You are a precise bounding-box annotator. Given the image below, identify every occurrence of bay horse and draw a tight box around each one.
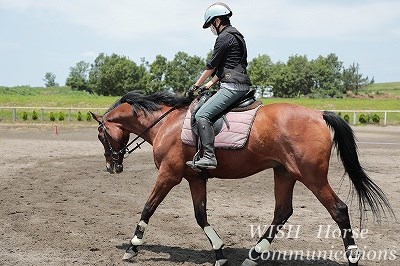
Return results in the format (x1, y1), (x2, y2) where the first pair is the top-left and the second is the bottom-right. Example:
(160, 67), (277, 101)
(91, 91), (393, 266)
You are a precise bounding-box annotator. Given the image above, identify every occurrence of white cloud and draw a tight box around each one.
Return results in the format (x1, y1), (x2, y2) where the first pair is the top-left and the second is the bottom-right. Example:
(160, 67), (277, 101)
(2, 0), (398, 42)
(0, 0), (205, 40)
(233, 0), (400, 41)
(1, 0), (399, 84)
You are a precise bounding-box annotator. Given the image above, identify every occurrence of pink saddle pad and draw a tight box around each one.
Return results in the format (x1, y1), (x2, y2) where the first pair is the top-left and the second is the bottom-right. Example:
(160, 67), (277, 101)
(181, 105), (262, 149)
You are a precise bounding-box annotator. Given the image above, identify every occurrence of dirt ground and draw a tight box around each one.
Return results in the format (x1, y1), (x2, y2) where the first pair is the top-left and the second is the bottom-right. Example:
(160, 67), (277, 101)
(0, 124), (399, 266)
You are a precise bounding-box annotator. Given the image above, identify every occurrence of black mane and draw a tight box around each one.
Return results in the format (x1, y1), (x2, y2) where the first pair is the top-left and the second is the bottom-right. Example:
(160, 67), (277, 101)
(107, 91), (193, 114)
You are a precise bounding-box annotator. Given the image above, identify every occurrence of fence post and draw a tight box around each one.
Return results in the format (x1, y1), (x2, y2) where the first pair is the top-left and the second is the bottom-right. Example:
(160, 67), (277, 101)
(353, 112), (357, 125)
(384, 112), (387, 125)
(12, 108), (16, 122)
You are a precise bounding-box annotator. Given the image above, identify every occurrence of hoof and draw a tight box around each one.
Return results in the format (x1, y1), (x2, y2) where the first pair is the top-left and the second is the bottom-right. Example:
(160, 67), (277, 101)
(241, 258), (257, 266)
(215, 258), (229, 266)
(122, 245), (138, 261)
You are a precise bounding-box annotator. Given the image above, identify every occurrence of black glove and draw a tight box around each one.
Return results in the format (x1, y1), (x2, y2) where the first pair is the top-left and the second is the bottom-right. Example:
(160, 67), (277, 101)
(189, 85), (199, 93)
(198, 86), (208, 93)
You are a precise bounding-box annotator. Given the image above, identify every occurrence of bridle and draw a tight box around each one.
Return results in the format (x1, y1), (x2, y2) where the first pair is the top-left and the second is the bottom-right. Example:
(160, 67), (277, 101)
(99, 105), (179, 165)
(98, 122), (129, 163)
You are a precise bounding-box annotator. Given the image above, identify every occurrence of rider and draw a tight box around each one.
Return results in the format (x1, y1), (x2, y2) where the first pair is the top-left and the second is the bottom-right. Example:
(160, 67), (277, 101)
(187, 2), (252, 170)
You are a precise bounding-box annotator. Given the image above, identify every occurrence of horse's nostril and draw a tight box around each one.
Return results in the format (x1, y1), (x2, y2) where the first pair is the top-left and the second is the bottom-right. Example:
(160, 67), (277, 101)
(115, 165), (124, 173)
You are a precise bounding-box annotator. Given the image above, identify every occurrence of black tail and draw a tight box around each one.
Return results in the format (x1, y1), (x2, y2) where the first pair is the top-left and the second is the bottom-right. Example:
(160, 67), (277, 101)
(322, 111), (394, 224)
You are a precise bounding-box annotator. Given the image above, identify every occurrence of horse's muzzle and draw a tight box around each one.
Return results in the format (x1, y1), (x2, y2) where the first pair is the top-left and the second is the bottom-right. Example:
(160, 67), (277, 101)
(106, 162), (124, 174)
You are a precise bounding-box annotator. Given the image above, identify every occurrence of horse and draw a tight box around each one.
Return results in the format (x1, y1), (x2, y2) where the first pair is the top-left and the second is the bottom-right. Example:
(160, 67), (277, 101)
(91, 91), (393, 266)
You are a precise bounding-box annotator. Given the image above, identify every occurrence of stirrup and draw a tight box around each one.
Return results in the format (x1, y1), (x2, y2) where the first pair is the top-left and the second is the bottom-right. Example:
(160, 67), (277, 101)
(195, 160), (217, 169)
(186, 160), (201, 172)
(186, 149), (202, 172)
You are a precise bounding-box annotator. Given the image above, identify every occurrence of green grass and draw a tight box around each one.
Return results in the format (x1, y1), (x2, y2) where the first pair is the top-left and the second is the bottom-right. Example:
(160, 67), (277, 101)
(1, 84), (399, 124)
(259, 98), (400, 125)
(0, 86), (118, 123)
(363, 81), (400, 96)
(259, 81), (400, 110)
(0, 86), (118, 108)
(261, 97), (400, 110)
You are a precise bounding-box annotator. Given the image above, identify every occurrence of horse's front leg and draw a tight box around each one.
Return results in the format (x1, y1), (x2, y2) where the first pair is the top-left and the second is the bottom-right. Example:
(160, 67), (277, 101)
(189, 178), (228, 266)
(123, 172), (181, 261)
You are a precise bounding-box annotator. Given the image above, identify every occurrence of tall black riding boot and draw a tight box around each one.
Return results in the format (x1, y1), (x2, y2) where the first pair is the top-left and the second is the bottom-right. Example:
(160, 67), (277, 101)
(194, 118), (217, 169)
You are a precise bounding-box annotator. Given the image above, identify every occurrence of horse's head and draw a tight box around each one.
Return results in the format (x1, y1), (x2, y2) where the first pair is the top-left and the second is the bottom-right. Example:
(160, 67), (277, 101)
(91, 112), (130, 174)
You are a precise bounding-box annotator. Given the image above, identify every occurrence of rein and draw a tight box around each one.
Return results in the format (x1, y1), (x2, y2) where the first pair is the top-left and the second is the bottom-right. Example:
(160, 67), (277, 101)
(124, 105), (178, 155)
(101, 105), (179, 162)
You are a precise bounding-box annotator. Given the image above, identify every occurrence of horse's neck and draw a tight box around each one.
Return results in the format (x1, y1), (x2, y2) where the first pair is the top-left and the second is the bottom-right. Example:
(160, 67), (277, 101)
(135, 106), (173, 144)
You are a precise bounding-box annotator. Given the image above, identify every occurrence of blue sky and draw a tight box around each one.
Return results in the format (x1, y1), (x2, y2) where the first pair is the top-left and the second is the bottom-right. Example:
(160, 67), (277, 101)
(1, 0), (399, 87)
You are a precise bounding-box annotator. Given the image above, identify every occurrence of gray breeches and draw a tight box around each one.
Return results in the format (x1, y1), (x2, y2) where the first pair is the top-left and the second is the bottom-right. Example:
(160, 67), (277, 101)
(195, 84), (249, 123)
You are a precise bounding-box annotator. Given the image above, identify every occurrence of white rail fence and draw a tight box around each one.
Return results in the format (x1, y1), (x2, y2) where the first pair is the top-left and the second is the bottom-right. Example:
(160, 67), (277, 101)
(1, 107), (400, 125)
(324, 110), (400, 125)
(0, 107), (108, 123)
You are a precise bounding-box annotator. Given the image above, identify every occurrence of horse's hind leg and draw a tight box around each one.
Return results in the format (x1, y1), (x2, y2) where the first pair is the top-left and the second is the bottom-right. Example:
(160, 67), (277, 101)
(242, 168), (296, 266)
(307, 181), (361, 265)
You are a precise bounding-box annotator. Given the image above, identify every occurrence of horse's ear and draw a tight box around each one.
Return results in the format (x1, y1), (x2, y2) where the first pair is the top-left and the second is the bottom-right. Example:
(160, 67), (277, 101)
(90, 111), (102, 124)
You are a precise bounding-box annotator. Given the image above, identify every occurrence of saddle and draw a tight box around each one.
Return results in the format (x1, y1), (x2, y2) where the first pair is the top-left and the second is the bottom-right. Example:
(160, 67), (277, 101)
(181, 90), (262, 149)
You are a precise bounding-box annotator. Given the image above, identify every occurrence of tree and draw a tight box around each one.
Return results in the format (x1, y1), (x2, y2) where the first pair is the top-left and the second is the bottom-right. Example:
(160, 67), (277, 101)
(272, 55), (312, 97)
(165, 52), (205, 94)
(66, 61), (90, 91)
(147, 55), (168, 94)
(92, 54), (146, 96)
(248, 54), (274, 96)
(43, 72), (59, 87)
(88, 53), (106, 92)
(342, 63), (373, 94)
(310, 53), (344, 97)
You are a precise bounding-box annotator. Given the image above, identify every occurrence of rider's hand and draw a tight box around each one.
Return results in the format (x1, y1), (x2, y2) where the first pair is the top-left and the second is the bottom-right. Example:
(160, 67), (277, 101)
(189, 85), (200, 93)
(199, 86), (208, 93)
(186, 85), (199, 97)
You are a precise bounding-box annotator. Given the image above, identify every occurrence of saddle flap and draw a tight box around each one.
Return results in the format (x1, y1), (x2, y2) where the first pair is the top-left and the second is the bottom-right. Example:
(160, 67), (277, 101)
(181, 104), (262, 149)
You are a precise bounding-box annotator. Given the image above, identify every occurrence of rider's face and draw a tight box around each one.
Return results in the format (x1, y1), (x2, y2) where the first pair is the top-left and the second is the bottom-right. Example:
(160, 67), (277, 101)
(210, 18), (221, 36)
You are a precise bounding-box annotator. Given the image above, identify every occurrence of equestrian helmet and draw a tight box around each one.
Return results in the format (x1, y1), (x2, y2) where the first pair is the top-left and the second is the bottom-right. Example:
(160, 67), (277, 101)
(202, 2), (232, 29)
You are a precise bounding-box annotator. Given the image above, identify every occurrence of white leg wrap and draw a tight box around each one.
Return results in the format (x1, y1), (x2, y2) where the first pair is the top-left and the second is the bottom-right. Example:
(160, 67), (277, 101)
(204, 226), (224, 250)
(131, 220), (147, 246)
(131, 235), (144, 245)
(215, 259), (228, 266)
(254, 239), (270, 253)
(242, 258), (258, 266)
(347, 245), (360, 263)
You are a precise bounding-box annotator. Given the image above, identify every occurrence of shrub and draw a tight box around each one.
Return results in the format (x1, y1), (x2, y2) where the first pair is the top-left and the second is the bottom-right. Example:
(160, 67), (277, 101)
(372, 113), (380, 124)
(343, 114), (350, 123)
(86, 112), (92, 122)
(49, 112), (56, 122)
(22, 111), (28, 121)
(77, 111), (83, 121)
(32, 110), (38, 120)
(359, 114), (368, 124)
(58, 112), (65, 121)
